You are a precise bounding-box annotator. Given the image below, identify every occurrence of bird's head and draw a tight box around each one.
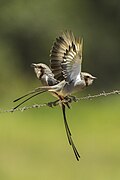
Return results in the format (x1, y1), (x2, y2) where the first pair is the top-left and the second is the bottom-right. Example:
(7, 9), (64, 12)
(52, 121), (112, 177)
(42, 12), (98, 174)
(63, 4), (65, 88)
(81, 72), (97, 86)
(31, 63), (47, 79)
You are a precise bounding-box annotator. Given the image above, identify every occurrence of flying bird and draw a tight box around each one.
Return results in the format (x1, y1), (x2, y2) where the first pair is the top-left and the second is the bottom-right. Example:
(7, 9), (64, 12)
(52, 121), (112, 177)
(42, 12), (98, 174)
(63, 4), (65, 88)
(13, 31), (96, 161)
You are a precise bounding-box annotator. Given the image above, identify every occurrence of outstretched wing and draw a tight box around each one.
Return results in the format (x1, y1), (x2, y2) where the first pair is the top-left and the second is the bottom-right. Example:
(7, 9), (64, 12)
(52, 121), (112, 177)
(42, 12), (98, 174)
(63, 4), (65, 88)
(50, 31), (83, 82)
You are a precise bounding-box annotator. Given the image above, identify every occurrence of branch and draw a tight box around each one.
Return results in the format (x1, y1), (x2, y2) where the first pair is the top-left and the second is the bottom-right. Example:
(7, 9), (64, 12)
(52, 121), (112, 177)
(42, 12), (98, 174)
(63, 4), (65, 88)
(0, 90), (120, 113)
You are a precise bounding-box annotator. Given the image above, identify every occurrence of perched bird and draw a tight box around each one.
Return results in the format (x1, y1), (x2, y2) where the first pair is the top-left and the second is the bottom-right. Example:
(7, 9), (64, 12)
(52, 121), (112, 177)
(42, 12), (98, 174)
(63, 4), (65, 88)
(13, 31), (96, 161)
(31, 63), (58, 86)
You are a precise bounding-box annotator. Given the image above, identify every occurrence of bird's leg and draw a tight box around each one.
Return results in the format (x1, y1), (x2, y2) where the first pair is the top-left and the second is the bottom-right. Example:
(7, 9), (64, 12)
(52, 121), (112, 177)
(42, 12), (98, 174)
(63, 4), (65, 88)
(55, 96), (71, 109)
(63, 101), (71, 109)
(47, 93), (73, 109)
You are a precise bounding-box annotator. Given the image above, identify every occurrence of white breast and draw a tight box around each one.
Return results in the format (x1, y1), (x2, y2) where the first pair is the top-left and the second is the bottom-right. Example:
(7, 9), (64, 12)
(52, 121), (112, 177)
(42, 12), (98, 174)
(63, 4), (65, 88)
(74, 74), (81, 85)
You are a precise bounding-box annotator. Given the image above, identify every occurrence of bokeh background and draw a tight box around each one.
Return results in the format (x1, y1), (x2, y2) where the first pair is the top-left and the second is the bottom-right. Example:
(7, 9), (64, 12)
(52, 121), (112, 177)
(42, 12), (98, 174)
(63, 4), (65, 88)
(0, 0), (120, 179)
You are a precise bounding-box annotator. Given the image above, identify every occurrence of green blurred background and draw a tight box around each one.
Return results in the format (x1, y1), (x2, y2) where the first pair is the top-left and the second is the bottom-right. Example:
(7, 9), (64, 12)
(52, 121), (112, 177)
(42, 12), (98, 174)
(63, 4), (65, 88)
(0, 0), (120, 179)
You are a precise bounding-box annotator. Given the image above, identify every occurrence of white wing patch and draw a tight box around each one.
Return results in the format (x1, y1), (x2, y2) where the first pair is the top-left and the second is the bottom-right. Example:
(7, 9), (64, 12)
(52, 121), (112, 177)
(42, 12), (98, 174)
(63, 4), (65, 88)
(50, 31), (83, 83)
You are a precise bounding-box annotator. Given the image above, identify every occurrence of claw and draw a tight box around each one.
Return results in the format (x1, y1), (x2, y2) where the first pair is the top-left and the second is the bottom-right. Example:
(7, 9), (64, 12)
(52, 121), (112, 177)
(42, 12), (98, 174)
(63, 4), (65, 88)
(69, 95), (78, 102)
(64, 96), (72, 103)
(47, 100), (59, 107)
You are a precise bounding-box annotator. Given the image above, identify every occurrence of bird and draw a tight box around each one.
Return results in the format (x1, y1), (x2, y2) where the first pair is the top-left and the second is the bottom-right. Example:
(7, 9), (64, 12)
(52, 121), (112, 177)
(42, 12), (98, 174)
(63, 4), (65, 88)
(13, 30), (96, 161)
(31, 63), (58, 86)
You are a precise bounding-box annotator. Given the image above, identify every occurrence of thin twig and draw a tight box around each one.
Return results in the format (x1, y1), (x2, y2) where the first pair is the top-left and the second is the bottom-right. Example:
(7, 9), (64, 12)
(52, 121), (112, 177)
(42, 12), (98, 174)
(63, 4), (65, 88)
(77, 90), (120, 100)
(0, 90), (120, 113)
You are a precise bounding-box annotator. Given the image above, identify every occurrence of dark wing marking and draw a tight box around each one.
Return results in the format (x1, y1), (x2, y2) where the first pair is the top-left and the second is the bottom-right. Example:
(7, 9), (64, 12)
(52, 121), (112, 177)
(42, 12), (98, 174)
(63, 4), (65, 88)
(50, 30), (83, 82)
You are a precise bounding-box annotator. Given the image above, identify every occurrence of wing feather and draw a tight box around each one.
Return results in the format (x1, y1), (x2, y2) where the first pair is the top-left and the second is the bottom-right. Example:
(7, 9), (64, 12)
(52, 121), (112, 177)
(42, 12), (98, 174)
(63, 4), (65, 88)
(50, 31), (83, 82)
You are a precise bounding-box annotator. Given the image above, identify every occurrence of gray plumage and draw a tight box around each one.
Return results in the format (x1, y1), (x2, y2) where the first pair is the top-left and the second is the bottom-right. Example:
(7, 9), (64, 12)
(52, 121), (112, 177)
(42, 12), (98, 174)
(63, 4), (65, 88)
(14, 31), (96, 161)
(32, 31), (96, 97)
(31, 63), (58, 86)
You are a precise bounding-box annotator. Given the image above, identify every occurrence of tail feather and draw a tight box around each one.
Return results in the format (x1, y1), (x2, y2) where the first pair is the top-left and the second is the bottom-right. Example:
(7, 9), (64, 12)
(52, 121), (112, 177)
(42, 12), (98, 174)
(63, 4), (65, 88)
(12, 82), (64, 110)
(13, 89), (47, 110)
(61, 103), (80, 161)
(13, 87), (46, 103)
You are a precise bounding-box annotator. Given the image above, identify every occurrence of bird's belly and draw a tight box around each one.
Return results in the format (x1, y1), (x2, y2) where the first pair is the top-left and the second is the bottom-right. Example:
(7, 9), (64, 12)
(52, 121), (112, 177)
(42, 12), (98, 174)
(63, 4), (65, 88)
(60, 80), (85, 96)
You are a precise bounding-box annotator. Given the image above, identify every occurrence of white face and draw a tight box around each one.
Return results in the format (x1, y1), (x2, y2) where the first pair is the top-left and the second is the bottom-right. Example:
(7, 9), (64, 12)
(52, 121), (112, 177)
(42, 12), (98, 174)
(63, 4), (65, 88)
(34, 67), (42, 79)
(32, 63), (48, 79)
(81, 72), (96, 86)
(31, 63), (42, 79)
(87, 78), (94, 85)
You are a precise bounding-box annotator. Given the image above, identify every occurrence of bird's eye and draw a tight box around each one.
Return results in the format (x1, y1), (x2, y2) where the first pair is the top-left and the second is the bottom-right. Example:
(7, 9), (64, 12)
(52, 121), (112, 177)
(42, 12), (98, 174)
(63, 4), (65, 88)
(38, 66), (42, 68)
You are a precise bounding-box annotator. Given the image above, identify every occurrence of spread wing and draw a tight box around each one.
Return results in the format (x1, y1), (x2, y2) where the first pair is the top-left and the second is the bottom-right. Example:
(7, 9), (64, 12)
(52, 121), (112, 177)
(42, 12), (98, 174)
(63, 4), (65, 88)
(50, 31), (83, 82)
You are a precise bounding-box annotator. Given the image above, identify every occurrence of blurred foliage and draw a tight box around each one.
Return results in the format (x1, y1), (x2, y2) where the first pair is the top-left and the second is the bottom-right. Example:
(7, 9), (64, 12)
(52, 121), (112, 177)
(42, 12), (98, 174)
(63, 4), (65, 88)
(0, 0), (120, 100)
(0, 96), (120, 180)
(0, 1), (120, 179)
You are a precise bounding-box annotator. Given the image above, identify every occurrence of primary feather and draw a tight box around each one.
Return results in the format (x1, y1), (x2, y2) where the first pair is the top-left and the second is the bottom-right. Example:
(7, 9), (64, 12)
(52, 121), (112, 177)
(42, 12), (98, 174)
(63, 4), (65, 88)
(50, 30), (83, 83)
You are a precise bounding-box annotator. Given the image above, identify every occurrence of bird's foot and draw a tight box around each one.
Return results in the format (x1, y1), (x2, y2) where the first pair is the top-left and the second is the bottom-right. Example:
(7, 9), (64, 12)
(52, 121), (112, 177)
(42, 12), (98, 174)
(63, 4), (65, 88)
(64, 95), (78, 103)
(68, 95), (79, 102)
(47, 96), (78, 108)
(47, 100), (59, 107)
(64, 96), (72, 103)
